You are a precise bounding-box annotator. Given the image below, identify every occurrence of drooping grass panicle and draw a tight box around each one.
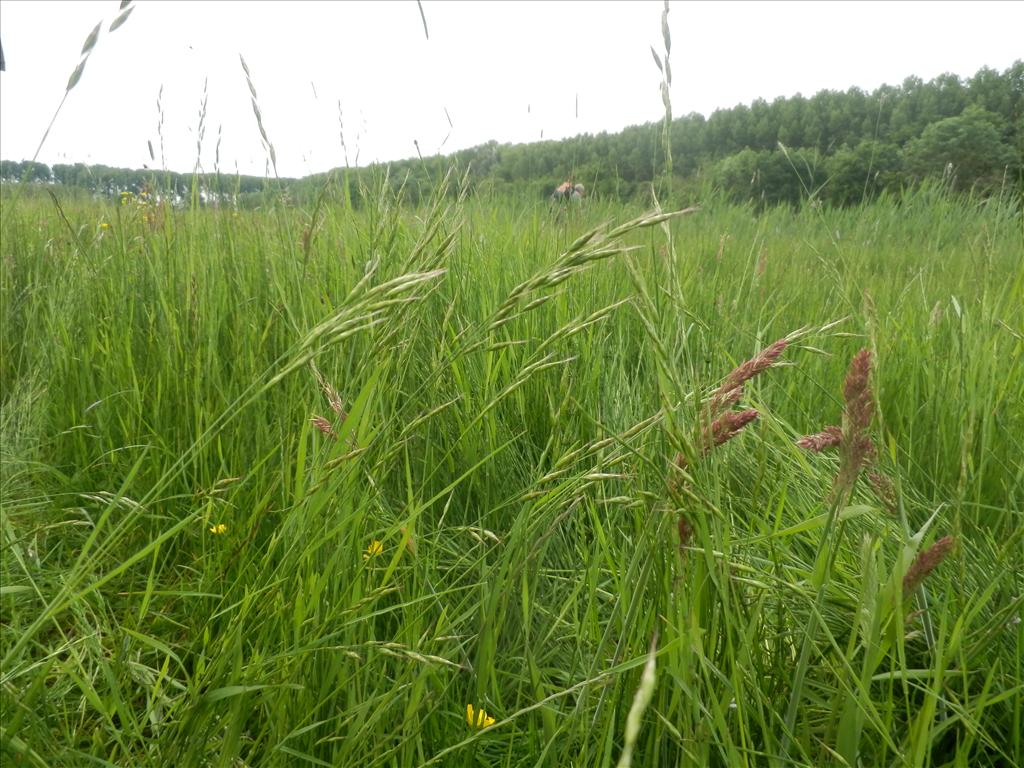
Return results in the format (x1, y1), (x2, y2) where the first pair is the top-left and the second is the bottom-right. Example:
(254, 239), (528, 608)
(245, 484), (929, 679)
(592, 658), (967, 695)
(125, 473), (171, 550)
(311, 362), (346, 418)
(239, 54), (279, 178)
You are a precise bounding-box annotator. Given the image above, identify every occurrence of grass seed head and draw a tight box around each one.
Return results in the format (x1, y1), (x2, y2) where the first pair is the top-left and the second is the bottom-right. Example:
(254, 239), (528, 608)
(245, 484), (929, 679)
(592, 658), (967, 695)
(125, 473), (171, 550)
(311, 363), (346, 417)
(310, 415), (337, 439)
(713, 385), (744, 411)
(706, 409), (759, 449)
(868, 470), (898, 515)
(837, 348), (875, 492)
(797, 425), (842, 452)
(903, 535), (957, 596)
(843, 348), (874, 433)
(712, 338), (788, 409)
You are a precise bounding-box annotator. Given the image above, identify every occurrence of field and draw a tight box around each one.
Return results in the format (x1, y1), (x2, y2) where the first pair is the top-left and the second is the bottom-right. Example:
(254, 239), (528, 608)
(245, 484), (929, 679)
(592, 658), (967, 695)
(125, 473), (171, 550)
(1, 177), (1022, 767)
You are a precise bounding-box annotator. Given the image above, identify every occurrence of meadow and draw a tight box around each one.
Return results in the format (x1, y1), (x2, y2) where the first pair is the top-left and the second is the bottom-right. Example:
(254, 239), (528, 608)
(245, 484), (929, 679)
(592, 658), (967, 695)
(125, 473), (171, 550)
(1, 175), (1022, 767)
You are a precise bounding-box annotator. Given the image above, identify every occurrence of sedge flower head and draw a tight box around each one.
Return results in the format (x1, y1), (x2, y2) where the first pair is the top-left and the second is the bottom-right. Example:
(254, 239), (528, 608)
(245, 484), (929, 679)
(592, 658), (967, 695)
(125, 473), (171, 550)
(363, 540), (384, 560)
(466, 703), (495, 729)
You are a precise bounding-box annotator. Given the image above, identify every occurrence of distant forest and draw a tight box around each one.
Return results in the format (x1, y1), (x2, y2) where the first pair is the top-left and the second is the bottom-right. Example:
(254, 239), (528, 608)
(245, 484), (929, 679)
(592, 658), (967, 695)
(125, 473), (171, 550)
(2, 62), (1021, 208)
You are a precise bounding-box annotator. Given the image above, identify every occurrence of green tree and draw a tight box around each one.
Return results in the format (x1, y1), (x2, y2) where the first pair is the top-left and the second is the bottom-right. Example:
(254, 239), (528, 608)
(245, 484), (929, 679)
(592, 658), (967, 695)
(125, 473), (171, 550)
(824, 140), (903, 205)
(905, 106), (1017, 191)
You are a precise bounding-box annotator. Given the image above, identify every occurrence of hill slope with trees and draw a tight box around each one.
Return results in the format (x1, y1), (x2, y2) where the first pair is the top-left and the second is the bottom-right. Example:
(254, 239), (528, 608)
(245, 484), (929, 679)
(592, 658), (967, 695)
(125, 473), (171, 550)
(2, 62), (1020, 208)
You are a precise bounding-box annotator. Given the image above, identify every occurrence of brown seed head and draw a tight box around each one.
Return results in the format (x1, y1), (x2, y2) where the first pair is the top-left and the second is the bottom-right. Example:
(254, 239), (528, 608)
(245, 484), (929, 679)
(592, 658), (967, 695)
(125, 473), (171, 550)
(903, 535), (956, 597)
(712, 385), (744, 412)
(311, 364), (347, 417)
(867, 470), (898, 515)
(705, 409), (759, 449)
(310, 415), (337, 440)
(668, 409), (758, 484)
(797, 425), (842, 452)
(842, 348), (874, 435)
(713, 338), (788, 406)
(670, 339), (784, 492)
(837, 348), (875, 492)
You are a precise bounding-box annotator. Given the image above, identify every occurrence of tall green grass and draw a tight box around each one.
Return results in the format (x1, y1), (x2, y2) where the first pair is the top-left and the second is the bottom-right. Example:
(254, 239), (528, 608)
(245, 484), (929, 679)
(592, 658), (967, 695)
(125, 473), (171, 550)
(1, 174), (1021, 767)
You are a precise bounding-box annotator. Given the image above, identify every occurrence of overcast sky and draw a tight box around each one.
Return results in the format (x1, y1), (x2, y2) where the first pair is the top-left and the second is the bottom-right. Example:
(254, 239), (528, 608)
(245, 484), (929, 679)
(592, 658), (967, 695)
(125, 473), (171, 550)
(1, 1), (1021, 178)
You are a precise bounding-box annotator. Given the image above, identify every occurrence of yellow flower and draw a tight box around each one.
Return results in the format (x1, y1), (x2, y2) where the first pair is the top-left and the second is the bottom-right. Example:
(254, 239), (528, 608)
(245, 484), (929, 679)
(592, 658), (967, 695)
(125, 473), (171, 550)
(466, 704), (495, 729)
(100, 222), (110, 230)
(363, 540), (383, 560)
(209, 523), (227, 535)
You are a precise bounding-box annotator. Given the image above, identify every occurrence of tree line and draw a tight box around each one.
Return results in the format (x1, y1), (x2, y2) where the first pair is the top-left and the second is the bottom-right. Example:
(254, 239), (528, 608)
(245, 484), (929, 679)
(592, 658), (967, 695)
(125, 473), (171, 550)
(2, 62), (1020, 208)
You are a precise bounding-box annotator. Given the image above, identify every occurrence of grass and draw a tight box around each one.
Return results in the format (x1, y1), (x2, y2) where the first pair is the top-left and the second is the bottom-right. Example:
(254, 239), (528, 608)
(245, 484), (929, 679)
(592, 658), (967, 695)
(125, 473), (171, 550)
(1, 172), (1022, 767)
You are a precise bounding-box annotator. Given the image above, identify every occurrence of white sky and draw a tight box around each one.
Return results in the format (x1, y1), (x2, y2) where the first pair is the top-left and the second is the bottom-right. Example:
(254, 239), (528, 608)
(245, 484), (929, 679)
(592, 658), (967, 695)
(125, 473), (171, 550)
(0, 1), (1021, 178)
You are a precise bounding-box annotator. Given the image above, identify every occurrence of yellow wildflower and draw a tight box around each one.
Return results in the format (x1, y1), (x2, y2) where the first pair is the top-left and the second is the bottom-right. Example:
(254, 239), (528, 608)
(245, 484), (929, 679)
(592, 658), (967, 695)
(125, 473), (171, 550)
(209, 523), (227, 535)
(100, 222), (110, 230)
(466, 704), (495, 729)
(363, 540), (383, 560)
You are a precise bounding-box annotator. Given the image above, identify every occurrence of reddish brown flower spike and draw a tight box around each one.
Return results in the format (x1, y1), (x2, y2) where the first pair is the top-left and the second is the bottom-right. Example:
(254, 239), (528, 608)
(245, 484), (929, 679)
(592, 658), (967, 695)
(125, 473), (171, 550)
(843, 348), (874, 434)
(868, 470), (898, 515)
(712, 385), (744, 411)
(836, 348), (875, 492)
(670, 338), (785, 488)
(310, 415), (337, 440)
(797, 425), (842, 452)
(713, 338), (788, 405)
(903, 535), (957, 597)
(706, 409), (759, 449)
